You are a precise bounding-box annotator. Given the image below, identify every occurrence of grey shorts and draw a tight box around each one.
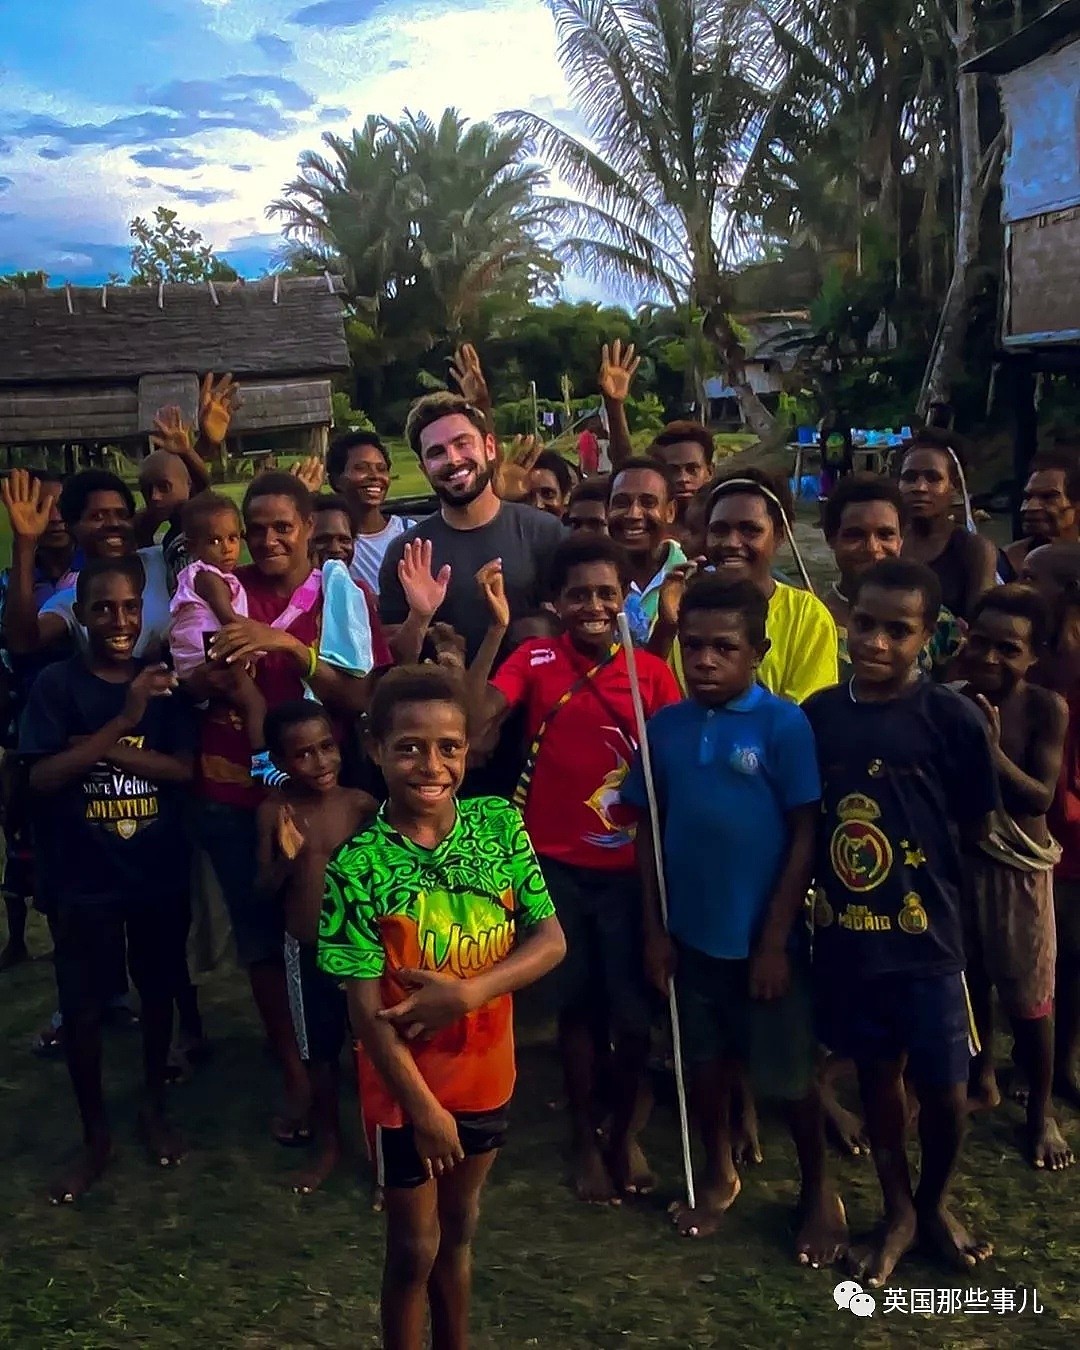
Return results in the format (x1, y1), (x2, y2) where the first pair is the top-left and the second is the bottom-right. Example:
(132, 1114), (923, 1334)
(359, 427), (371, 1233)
(674, 940), (815, 1102)
(539, 856), (656, 1039)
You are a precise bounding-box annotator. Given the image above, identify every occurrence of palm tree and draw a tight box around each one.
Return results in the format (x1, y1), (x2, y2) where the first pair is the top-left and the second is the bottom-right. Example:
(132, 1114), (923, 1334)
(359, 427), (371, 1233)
(269, 109), (560, 354)
(393, 110), (562, 339)
(501, 0), (787, 436)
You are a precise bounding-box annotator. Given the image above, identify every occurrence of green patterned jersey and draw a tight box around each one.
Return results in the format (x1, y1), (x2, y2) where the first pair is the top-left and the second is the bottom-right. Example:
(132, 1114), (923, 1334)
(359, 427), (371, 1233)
(318, 795), (556, 1119)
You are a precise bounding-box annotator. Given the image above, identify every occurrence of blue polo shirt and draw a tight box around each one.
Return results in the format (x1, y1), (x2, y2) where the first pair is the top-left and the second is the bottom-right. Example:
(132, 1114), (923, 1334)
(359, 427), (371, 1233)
(621, 685), (821, 960)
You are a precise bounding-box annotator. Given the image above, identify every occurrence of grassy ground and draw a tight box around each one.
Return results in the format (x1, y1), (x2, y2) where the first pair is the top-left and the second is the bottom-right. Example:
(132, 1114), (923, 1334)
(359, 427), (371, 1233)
(1, 911), (1079, 1349)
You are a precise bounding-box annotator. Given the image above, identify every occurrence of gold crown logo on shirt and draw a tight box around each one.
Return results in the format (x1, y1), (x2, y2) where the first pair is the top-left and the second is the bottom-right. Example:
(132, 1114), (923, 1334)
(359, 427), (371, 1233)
(836, 793), (881, 824)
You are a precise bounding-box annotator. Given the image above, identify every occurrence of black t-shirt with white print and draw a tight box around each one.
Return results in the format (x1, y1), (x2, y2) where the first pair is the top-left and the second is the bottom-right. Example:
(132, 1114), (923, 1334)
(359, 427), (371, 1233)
(18, 657), (195, 909)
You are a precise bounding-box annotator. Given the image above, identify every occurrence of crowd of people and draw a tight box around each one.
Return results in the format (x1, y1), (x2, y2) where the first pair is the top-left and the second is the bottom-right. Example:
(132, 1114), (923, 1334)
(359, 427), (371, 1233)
(2, 344), (1080, 1350)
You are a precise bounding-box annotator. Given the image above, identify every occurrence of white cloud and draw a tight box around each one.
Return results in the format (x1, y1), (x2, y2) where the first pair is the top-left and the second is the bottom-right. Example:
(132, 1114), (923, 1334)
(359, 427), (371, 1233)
(1, 0), (619, 297)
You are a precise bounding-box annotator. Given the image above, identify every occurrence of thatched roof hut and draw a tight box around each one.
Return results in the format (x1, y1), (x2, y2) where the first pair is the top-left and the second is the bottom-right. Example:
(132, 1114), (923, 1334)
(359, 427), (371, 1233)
(0, 275), (349, 454)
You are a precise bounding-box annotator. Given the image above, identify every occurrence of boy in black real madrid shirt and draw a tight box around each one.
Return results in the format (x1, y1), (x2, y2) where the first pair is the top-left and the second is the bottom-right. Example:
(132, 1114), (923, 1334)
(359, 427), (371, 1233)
(803, 559), (996, 1289)
(19, 557), (195, 1203)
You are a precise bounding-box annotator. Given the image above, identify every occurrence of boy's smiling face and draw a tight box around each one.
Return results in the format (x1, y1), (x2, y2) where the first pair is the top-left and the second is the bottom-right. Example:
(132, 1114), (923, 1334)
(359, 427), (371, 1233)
(75, 573), (143, 666)
(277, 716), (341, 793)
(679, 608), (767, 707)
(372, 699), (468, 818)
(962, 609), (1037, 699)
(553, 560), (623, 654)
(847, 584), (931, 688)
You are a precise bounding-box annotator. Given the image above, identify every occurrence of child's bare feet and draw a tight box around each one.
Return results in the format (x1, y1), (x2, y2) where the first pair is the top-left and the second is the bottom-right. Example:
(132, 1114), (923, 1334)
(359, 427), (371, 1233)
(730, 1088), (764, 1166)
(670, 1173), (740, 1237)
(966, 1066), (1001, 1113)
(608, 1137), (655, 1197)
(139, 1106), (186, 1168)
(371, 1184), (385, 1212)
(730, 1112), (763, 1166)
(918, 1204), (993, 1272)
(847, 1205), (917, 1287)
(822, 1095), (870, 1157)
(48, 1138), (111, 1204)
(1027, 1116), (1074, 1172)
(572, 1138), (618, 1204)
(271, 1115), (313, 1147)
(795, 1187), (848, 1268)
(292, 1141), (341, 1195)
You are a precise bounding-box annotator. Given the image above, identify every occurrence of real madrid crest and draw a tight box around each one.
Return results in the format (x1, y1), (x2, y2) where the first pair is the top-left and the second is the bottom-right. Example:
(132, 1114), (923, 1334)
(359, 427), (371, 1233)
(898, 892), (929, 934)
(829, 793), (893, 893)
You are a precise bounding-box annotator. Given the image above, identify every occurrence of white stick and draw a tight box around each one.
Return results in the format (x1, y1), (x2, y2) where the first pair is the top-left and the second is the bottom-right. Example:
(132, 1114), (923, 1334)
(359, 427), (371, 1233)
(617, 611), (696, 1211)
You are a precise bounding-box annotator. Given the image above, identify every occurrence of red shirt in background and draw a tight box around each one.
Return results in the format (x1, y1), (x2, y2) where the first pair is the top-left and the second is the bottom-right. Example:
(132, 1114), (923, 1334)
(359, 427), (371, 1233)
(492, 634), (681, 871)
(197, 565), (391, 808)
(577, 429), (600, 476)
(1050, 687), (1080, 879)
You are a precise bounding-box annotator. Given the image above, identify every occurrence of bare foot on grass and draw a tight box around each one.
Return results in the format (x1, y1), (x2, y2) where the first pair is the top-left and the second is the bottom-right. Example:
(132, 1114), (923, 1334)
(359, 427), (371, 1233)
(670, 1173), (741, 1237)
(572, 1138), (619, 1204)
(48, 1138), (111, 1204)
(966, 1066), (1002, 1113)
(1027, 1116), (1074, 1172)
(292, 1141), (341, 1195)
(918, 1204), (993, 1273)
(609, 1137), (655, 1197)
(139, 1107), (186, 1168)
(847, 1206), (918, 1287)
(795, 1187), (848, 1268)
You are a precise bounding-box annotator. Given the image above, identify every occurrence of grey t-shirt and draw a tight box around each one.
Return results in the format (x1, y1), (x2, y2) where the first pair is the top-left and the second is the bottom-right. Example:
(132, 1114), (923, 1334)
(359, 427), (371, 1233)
(379, 502), (566, 660)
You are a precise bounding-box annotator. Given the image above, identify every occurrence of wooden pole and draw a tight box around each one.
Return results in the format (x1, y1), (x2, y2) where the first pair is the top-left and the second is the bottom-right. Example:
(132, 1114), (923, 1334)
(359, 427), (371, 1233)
(1012, 356), (1038, 540)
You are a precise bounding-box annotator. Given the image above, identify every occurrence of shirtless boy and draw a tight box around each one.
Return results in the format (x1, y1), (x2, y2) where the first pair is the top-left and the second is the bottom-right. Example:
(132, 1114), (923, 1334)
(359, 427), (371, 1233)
(256, 701), (377, 1193)
(956, 585), (1072, 1171)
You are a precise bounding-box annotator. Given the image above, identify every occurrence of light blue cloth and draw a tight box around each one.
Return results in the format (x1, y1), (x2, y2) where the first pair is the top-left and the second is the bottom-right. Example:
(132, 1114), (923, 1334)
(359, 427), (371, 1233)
(303, 560), (374, 700)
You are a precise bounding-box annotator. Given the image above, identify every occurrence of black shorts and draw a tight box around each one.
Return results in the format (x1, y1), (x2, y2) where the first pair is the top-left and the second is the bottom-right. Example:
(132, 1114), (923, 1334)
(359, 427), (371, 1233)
(815, 970), (977, 1088)
(49, 892), (190, 1019)
(284, 937), (346, 1064)
(374, 1110), (507, 1190)
(539, 856), (656, 1039)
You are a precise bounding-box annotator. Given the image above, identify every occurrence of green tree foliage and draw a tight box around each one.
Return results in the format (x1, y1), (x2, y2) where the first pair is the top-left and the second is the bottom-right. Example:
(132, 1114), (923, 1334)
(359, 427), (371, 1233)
(501, 0), (784, 436)
(129, 207), (239, 285)
(269, 109), (561, 359)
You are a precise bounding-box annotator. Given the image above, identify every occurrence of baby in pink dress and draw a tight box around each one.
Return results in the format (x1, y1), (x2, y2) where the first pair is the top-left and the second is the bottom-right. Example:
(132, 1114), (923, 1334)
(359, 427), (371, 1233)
(169, 491), (247, 677)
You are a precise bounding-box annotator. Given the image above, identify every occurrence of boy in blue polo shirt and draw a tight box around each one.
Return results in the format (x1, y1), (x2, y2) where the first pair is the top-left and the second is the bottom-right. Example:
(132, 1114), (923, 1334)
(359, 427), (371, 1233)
(623, 575), (846, 1267)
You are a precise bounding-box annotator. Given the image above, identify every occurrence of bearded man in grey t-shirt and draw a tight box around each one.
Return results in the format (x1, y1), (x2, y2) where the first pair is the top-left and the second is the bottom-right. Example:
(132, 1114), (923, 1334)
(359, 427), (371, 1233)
(378, 393), (565, 660)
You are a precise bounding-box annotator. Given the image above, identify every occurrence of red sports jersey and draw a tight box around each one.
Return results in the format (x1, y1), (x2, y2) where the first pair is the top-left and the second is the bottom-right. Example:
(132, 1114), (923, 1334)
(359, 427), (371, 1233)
(493, 634), (681, 870)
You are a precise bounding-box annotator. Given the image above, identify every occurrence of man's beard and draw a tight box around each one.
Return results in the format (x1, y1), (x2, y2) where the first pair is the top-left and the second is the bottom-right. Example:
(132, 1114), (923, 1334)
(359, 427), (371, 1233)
(432, 462), (494, 507)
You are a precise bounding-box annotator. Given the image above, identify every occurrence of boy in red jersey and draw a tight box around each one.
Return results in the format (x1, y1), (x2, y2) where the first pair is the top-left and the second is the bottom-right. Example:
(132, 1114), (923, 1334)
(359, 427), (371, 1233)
(468, 534), (681, 1202)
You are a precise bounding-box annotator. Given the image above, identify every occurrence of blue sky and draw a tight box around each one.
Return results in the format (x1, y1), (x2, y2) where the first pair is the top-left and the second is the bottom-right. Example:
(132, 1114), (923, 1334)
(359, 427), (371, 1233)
(0, 0), (607, 298)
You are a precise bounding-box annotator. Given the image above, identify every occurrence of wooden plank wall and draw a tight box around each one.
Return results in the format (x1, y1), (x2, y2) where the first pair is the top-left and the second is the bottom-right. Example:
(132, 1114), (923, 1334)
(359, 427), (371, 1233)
(0, 277), (349, 384)
(0, 377), (333, 445)
(1007, 207), (1080, 341)
(0, 386), (139, 443)
(137, 374), (200, 434)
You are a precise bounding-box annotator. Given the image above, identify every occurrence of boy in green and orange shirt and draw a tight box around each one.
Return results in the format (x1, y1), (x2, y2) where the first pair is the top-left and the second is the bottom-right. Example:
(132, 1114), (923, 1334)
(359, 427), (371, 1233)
(318, 665), (564, 1350)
